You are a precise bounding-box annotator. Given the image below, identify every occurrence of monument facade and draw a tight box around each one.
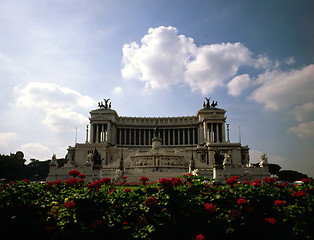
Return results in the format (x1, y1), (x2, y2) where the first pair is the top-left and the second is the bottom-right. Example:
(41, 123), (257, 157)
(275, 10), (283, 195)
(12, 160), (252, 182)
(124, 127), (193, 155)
(47, 98), (270, 182)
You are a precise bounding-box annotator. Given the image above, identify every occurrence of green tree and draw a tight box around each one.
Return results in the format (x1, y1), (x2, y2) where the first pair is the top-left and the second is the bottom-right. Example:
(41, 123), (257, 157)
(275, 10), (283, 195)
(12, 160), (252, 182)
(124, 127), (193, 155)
(278, 170), (308, 182)
(269, 163), (281, 176)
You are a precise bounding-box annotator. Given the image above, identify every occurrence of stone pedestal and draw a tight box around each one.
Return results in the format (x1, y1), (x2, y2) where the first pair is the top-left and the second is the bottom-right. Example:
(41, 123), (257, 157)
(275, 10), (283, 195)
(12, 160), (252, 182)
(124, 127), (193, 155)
(152, 137), (162, 150)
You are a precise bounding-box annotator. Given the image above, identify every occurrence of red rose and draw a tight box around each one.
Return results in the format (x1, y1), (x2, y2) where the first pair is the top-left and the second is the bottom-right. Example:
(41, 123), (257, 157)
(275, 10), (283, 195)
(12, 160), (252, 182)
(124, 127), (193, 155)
(242, 181), (250, 185)
(171, 177), (183, 186)
(65, 177), (78, 186)
(291, 190), (307, 198)
(140, 176), (149, 183)
(196, 234), (206, 240)
(100, 177), (111, 184)
(92, 220), (103, 228)
(22, 179), (30, 183)
(226, 176), (239, 186)
(64, 201), (76, 209)
(159, 178), (172, 187)
(228, 209), (242, 219)
(44, 225), (55, 232)
(204, 203), (216, 213)
(145, 197), (157, 207)
(122, 176), (127, 179)
(78, 173), (86, 179)
(124, 188), (132, 193)
(301, 178), (310, 184)
(251, 180), (262, 187)
(47, 180), (63, 186)
(68, 169), (80, 177)
(87, 180), (102, 191)
(263, 177), (276, 184)
(265, 217), (277, 224)
(237, 198), (247, 205)
(274, 200), (287, 206)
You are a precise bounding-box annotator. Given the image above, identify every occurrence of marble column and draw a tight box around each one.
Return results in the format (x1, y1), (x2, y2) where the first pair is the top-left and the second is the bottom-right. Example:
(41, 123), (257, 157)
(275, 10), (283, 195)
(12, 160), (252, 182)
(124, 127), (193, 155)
(216, 124), (220, 143)
(210, 124), (214, 142)
(107, 123), (111, 143)
(96, 124), (99, 143)
(222, 123), (226, 143)
(163, 129), (165, 145)
(192, 128), (195, 145)
(148, 129), (151, 145)
(90, 124), (93, 143)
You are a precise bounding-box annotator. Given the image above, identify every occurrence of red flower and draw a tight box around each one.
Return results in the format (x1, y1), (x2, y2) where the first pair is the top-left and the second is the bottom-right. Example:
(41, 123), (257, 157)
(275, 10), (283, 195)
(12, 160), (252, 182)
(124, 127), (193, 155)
(226, 176), (239, 186)
(123, 221), (128, 226)
(124, 188), (132, 193)
(68, 169), (80, 177)
(22, 179), (30, 183)
(301, 178), (310, 184)
(291, 190), (307, 198)
(78, 179), (84, 183)
(274, 200), (287, 206)
(237, 198), (247, 205)
(100, 177), (111, 184)
(159, 178), (172, 187)
(92, 220), (103, 228)
(251, 179), (262, 187)
(171, 177), (184, 186)
(263, 177), (276, 184)
(47, 180), (63, 186)
(196, 234), (206, 240)
(145, 197), (157, 207)
(122, 176), (127, 179)
(140, 176), (149, 183)
(87, 180), (102, 191)
(65, 177), (78, 186)
(64, 201), (76, 209)
(228, 209), (242, 219)
(265, 217), (277, 224)
(244, 206), (254, 213)
(44, 225), (55, 232)
(204, 203), (216, 213)
(78, 173), (86, 179)
(242, 181), (250, 185)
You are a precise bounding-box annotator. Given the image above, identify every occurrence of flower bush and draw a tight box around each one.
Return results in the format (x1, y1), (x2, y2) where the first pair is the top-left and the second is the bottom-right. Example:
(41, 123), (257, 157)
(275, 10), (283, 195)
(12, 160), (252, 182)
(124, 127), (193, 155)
(0, 173), (313, 240)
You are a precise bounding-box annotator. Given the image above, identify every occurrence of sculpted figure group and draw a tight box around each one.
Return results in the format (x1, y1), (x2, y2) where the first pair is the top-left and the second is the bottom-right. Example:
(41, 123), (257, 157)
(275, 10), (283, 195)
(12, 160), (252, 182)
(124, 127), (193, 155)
(203, 97), (218, 108)
(98, 98), (112, 109)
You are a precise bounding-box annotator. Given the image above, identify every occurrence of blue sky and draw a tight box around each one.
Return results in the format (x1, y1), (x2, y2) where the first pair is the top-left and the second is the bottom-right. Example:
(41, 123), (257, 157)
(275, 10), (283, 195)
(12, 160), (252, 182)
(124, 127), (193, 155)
(0, 0), (313, 176)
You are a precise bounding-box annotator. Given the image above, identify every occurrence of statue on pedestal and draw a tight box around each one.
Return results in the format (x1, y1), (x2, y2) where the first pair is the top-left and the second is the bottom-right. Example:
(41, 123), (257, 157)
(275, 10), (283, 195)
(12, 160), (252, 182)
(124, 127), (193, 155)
(98, 98), (112, 109)
(259, 153), (268, 167)
(50, 154), (58, 166)
(153, 122), (160, 138)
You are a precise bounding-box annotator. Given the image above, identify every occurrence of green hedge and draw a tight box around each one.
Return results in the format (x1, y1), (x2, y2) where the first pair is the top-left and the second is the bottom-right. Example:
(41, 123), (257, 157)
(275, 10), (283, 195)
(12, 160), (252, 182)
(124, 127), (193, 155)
(0, 174), (313, 240)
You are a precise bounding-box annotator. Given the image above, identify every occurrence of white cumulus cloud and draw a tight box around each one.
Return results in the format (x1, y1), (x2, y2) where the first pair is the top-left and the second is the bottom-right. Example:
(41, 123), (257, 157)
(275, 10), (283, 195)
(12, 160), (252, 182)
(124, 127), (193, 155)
(121, 26), (269, 95)
(293, 101), (314, 122)
(14, 82), (96, 132)
(227, 74), (251, 96)
(288, 121), (314, 139)
(20, 142), (51, 160)
(251, 64), (314, 111)
(0, 132), (18, 147)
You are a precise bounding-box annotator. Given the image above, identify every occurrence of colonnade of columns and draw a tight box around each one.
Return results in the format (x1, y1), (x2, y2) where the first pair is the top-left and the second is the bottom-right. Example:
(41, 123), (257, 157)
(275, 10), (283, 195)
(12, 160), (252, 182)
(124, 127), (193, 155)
(90, 122), (226, 145)
(116, 127), (198, 146)
(91, 123), (111, 143)
(203, 122), (225, 143)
